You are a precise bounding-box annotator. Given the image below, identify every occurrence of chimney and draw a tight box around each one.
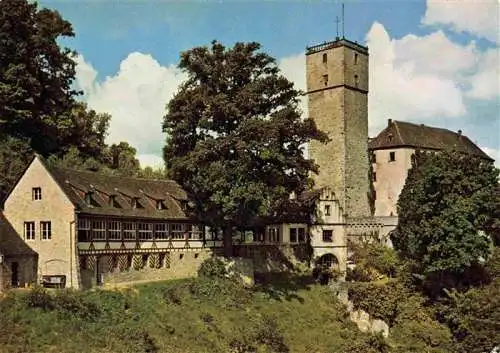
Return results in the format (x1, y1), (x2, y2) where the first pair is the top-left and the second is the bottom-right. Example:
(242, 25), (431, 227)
(388, 118), (392, 126)
(458, 129), (462, 136)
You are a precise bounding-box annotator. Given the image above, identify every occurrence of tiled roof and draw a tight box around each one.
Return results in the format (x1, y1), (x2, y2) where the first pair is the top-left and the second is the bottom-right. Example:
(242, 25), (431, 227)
(0, 213), (37, 256)
(44, 162), (190, 220)
(368, 120), (492, 160)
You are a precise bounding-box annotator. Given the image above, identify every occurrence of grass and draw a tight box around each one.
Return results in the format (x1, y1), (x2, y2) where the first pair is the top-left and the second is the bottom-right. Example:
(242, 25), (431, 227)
(0, 272), (378, 353)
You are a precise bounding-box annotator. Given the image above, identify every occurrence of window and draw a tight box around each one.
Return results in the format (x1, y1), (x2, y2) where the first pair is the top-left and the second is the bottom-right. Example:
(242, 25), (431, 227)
(322, 230), (333, 242)
(389, 151), (396, 162)
(354, 74), (359, 88)
(24, 222), (35, 240)
(123, 222), (136, 240)
(171, 223), (185, 240)
(155, 223), (169, 240)
(131, 197), (142, 209)
(289, 227), (306, 243)
(77, 219), (91, 242)
(354, 52), (358, 65)
(41, 221), (51, 240)
(156, 200), (165, 210)
(32, 187), (42, 200)
(108, 221), (122, 241)
(322, 53), (327, 64)
(138, 223), (153, 240)
(373, 190), (377, 200)
(373, 172), (377, 182)
(268, 227), (280, 242)
(298, 228), (306, 243)
(325, 205), (331, 216)
(84, 192), (93, 205)
(187, 225), (203, 240)
(91, 220), (106, 240)
(109, 195), (120, 208)
(323, 74), (328, 86)
(372, 153), (376, 163)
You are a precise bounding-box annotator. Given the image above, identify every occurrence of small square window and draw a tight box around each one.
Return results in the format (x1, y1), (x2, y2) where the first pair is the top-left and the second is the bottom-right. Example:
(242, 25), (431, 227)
(389, 152), (396, 162)
(24, 222), (35, 241)
(41, 221), (51, 240)
(322, 230), (333, 242)
(325, 205), (331, 216)
(32, 187), (42, 200)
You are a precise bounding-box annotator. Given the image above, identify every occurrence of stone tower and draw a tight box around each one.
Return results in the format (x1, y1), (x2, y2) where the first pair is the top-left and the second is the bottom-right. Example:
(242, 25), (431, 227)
(306, 38), (370, 218)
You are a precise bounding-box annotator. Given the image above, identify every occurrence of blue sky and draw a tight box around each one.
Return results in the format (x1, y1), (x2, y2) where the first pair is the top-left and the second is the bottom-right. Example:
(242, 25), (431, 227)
(39, 0), (499, 167)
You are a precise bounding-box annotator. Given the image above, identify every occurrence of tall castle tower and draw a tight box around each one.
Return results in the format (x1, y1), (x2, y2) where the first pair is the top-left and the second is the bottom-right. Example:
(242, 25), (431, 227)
(306, 38), (370, 218)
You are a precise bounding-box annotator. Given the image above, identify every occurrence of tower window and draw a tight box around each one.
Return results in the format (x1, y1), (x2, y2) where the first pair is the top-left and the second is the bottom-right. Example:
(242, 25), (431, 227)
(373, 172), (377, 182)
(389, 151), (396, 162)
(323, 74), (328, 86)
(322, 53), (327, 64)
(354, 53), (359, 65)
(325, 205), (331, 216)
(322, 230), (333, 242)
(354, 75), (359, 88)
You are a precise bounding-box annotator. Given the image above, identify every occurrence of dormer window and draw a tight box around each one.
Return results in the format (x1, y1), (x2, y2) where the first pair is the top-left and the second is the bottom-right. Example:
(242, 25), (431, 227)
(109, 195), (120, 208)
(156, 200), (165, 210)
(84, 191), (93, 205)
(132, 197), (139, 209)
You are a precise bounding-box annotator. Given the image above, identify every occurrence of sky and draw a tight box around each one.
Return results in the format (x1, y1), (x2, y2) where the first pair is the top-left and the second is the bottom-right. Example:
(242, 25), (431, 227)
(39, 0), (500, 168)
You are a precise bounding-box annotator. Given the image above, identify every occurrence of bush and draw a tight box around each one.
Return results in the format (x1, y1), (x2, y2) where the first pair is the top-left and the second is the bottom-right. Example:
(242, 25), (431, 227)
(198, 257), (227, 279)
(162, 286), (182, 305)
(254, 316), (290, 353)
(25, 286), (54, 310)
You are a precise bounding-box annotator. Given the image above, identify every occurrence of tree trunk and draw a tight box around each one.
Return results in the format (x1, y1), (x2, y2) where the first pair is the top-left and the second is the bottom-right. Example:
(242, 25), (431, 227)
(222, 225), (234, 258)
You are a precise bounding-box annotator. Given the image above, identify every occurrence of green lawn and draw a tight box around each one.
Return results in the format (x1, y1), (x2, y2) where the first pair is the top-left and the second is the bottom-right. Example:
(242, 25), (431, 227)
(0, 273), (379, 353)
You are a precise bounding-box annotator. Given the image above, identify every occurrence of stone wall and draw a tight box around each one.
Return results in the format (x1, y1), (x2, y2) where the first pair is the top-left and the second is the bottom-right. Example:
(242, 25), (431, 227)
(234, 244), (311, 273)
(99, 249), (213, 288)
(0, 255), (37, 290)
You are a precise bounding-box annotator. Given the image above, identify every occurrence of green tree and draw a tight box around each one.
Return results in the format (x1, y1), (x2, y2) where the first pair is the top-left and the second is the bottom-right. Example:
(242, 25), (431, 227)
(0, 136), (33, 204)
(0, 0), (79, 155)
(163, 41), (327, 256)
(392, 150), (499, 294)
(106, 142), (140, 177)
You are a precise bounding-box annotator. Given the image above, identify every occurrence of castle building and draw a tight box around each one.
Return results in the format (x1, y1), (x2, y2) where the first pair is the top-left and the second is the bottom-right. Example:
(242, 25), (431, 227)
(306, 38), (371, 219)
(369, 119), (494, 217)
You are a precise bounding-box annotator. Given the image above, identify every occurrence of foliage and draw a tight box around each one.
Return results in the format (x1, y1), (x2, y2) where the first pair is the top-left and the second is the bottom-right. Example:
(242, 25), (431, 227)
(162, 40), (327, 255)
(0, 0), (79, 156)
(0, 135), (33, 204)
(437, 279), (500, 353)
(348, 280), (410, 326)
(392, 150), (499, 294)
(197, 256), (228, 279)
(347, 243), (400, 282)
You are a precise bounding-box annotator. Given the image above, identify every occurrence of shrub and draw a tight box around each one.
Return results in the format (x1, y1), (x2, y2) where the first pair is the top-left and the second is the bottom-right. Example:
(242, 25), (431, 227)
(254, 316), (290, 353)
(162, 286), (182, 305)
(197, 257), (227, 279)
(25, 286), (54, 310)
(53, 290), (101, 320)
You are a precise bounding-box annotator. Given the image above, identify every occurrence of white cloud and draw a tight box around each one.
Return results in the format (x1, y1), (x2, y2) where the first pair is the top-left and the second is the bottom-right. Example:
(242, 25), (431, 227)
(75, 53), (186, 168)
(367, 22), (468, 135)
(481, 147), (500, 167)
(278, 53), (308, 119)
(467, 48), (500, 100)
(136, 153), (165, 169)
(422, 0), (500, 43)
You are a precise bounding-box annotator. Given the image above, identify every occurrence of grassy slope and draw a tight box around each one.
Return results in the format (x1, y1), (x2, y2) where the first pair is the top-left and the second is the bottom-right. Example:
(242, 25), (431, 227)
(0, 273), (375, 353)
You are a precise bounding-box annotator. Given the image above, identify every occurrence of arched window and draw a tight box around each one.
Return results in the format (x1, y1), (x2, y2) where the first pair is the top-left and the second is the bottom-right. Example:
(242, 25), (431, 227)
(322, 53), (327, 64)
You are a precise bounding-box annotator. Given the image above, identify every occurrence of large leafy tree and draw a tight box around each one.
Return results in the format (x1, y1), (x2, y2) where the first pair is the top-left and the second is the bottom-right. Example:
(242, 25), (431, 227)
(0, 0), (79, 155)
(163, 41), (327, 256)
(392, 150), (499, 293)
